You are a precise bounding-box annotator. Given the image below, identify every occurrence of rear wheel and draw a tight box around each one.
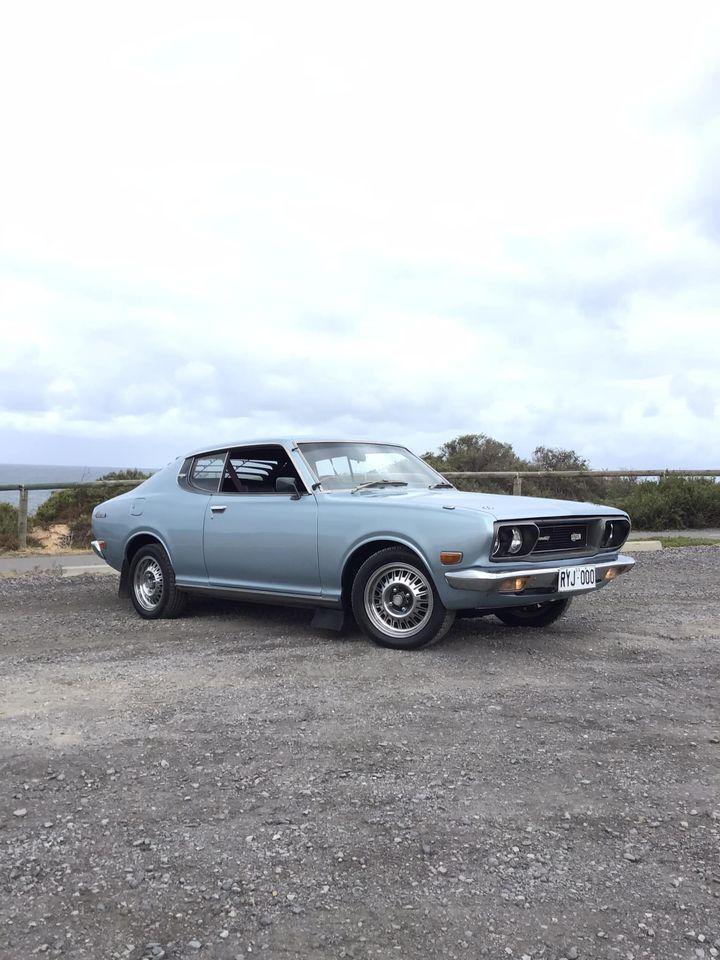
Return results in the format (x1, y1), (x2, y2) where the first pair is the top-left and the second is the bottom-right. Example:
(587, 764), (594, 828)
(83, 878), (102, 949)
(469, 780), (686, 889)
(351, 547), (455, 650)
(129, 543), (187, 620)
(494, 598), (571, 628)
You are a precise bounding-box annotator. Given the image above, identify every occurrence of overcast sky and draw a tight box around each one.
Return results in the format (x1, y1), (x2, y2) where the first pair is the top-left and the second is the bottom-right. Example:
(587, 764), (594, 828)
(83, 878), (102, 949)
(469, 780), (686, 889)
(1, 2), (719, 469)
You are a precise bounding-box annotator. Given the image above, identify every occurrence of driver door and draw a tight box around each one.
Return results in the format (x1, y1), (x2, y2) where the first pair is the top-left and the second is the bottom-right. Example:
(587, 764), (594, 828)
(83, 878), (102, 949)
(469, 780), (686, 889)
(201, 445), (320, 598)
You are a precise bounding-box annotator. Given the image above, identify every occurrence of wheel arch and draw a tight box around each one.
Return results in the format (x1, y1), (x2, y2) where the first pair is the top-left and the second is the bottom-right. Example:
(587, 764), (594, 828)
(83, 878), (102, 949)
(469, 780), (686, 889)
(340, 537), (434, 609)
(119, 531), (173, 598)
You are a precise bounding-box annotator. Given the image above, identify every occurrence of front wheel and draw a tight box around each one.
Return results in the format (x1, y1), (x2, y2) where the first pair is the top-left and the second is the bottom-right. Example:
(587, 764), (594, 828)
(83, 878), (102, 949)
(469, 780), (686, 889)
(129, 543), (187, 620)
(494, 598), (571, 628)
(351, 548), (455, 650)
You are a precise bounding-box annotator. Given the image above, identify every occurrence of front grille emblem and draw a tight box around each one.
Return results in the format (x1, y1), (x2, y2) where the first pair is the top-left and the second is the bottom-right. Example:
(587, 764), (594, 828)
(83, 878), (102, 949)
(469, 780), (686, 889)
(570, 532), (582, 542)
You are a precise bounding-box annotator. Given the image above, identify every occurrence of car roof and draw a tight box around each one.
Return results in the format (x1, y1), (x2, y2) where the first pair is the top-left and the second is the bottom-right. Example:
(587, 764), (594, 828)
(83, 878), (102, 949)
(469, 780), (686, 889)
(183, 438), (407, 457)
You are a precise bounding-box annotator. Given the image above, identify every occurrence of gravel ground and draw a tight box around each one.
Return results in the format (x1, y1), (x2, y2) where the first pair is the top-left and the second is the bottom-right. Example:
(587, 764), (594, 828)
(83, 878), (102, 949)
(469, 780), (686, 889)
(1, 550), (719, 960)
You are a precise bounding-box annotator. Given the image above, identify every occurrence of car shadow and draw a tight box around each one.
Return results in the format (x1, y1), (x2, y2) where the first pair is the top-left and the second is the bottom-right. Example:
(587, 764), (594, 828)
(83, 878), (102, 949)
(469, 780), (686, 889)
(182, 595), (359, 639)
(179, 596), (584, 656)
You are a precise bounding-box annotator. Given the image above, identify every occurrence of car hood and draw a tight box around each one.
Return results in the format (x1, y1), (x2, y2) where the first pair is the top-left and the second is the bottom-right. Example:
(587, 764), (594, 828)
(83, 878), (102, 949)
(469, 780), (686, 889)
(337, 487), (627, 521)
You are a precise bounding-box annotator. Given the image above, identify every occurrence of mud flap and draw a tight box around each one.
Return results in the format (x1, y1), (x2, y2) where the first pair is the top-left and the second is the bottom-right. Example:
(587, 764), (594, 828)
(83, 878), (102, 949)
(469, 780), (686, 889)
(118, 558), (131, 599)
(311, 608), (345, 631)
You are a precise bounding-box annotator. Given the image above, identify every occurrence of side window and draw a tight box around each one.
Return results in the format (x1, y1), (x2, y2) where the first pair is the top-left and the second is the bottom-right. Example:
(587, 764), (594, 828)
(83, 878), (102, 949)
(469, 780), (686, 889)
(220, 445), (303, 494)
(190, 454), (226, 492)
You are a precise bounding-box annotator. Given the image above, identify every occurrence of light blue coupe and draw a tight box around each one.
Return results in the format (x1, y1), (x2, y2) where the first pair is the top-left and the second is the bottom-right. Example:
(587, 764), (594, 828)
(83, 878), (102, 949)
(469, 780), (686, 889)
(91, 439), (635, 650)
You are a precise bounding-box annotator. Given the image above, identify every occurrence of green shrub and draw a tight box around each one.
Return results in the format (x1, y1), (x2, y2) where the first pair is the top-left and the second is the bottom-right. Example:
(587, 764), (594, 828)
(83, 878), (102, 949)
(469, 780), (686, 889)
(615, 477), (720, 530)
(424, 434), (720, 528)
(34, 469), (150, 548)
(0, 502), (19, 552)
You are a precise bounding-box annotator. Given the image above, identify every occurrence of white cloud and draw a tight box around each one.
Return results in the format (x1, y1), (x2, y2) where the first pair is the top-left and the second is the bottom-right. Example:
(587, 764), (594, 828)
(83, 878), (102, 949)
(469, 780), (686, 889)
(1, 1), (720, 468)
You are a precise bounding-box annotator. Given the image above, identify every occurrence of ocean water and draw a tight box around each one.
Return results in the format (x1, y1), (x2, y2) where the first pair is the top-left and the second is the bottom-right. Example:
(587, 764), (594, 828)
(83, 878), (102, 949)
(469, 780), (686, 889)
(0, 464), (152, 514)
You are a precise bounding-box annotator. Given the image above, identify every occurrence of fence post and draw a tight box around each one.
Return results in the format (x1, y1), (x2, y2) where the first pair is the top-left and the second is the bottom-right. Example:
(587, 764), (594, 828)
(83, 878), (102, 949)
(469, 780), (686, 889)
(512, 474), (522, 496)
(18, 486), (28, 550)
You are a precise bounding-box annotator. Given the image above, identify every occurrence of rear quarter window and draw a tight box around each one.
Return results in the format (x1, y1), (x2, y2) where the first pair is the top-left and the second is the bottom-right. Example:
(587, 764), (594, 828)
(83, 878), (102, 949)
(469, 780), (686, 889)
(190, 454), (226, 491)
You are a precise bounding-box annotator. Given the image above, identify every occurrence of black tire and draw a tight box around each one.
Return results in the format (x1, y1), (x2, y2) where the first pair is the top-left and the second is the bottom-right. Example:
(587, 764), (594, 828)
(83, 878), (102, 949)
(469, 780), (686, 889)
(351, 547), (455, 650)
(128, 543), (187, 620)
(494, 598), (572, 628)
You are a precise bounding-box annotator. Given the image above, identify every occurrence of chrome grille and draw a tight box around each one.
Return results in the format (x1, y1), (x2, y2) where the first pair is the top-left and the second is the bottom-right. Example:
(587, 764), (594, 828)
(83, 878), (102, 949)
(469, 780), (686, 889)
(532, 521), (589, 554)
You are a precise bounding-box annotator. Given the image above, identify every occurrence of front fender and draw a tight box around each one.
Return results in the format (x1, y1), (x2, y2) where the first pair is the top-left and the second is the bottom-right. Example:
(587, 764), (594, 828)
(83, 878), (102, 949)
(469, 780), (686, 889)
(317, 496), (495, 605)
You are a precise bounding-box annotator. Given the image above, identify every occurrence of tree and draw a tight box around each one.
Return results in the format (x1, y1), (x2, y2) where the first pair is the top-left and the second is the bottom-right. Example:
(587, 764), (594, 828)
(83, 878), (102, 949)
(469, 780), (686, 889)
(424, 434), (526, 492)
(530, 446), (589, 472)
(524, 446), (606, 501)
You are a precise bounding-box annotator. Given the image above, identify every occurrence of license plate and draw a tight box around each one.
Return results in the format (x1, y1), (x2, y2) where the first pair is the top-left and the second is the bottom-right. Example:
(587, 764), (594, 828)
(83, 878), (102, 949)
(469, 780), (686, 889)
(558, 565), (596, 593)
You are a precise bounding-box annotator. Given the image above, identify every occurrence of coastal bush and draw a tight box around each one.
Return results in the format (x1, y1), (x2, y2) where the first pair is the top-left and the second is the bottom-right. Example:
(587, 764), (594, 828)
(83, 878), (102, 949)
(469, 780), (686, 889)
(424, 434), (610, 501)
(424, 434), (720, 529)
(34, 469), (150, 547)
(0, 502), (19, 552)
(614, 477), (720, 530)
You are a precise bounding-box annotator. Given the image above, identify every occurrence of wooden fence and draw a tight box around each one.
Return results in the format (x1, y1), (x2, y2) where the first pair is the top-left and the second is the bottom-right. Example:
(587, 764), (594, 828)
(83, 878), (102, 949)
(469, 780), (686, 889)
(2, 470), (720, 550)
(0, 480), (141, 550)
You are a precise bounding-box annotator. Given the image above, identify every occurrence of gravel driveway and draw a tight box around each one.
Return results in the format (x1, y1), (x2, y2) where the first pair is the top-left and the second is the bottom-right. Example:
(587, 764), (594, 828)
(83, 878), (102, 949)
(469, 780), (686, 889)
(1, 550), (719, 960)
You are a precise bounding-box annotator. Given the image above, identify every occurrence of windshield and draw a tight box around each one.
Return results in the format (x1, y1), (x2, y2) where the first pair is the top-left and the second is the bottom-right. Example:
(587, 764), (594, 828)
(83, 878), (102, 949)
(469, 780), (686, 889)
(298, 442), (448, 491)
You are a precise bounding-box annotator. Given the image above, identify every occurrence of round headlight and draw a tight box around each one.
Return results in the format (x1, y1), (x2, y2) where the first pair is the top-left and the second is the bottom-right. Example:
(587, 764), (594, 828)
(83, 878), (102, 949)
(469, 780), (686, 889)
(508, 527), (523, 554)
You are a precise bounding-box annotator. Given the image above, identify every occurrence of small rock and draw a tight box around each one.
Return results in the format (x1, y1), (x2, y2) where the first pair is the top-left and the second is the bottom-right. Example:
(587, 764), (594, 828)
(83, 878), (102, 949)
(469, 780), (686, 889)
(13, 808), (27, 818)
(219, 930), (229, 939)
(187, 940), (202, 951)
(567, 948), (579, 960)
(259, 914), (273, 927)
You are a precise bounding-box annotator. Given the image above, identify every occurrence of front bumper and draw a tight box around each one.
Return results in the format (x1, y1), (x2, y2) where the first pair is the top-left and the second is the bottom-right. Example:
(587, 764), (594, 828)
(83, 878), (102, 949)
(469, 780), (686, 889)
(445, 554), (635, 595)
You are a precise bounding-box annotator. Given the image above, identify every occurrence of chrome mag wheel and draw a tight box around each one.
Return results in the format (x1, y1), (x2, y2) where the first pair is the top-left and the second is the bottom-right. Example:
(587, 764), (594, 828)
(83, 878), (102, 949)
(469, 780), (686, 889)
(133, 556), (164, 612)
(363, 562), (434, 639)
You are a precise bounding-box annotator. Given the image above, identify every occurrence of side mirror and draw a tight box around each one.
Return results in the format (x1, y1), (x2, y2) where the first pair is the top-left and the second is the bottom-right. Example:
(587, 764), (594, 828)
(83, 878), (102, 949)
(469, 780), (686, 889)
(276, 476), (301, 499)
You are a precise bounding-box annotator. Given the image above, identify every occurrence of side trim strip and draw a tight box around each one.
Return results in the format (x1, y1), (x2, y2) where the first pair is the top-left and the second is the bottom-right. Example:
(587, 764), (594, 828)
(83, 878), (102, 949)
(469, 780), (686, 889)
(176, 581), (340, 609)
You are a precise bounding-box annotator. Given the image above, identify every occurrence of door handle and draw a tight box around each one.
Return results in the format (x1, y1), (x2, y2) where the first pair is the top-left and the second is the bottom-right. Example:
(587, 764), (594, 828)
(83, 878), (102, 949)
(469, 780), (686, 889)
(211, 505), (227, 513)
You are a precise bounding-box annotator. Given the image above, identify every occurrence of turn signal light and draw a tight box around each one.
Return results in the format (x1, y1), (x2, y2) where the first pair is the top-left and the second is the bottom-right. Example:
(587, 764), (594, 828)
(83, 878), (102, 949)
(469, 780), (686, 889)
(440, 551), (463, 565)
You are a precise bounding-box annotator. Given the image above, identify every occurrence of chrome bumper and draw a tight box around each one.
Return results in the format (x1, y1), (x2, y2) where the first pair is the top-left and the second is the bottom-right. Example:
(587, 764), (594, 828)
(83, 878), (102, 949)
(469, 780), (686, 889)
(90, 539), (106, 560)
(445, 554), (635, 594)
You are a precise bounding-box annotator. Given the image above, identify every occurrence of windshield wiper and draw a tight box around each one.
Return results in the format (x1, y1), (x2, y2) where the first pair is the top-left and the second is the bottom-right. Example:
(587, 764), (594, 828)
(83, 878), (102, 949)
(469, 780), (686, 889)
(351, 480), (409, 494)
(429, 481), (454, 489)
